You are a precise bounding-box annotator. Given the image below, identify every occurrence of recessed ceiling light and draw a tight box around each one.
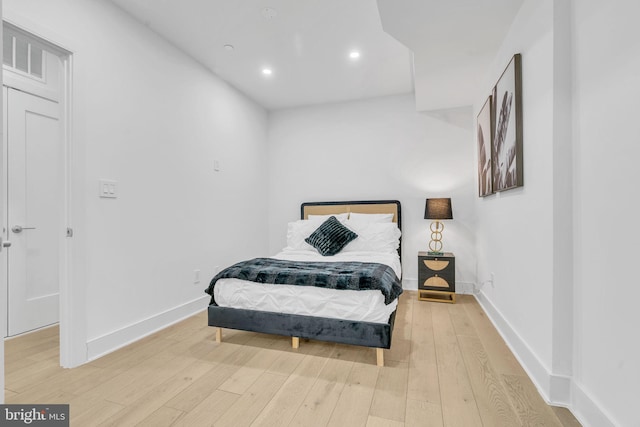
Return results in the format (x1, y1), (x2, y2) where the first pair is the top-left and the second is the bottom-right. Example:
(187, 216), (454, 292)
(349, 51), (361, 59)
(223, 44), (235, 52)
(262, 68), (273, 76)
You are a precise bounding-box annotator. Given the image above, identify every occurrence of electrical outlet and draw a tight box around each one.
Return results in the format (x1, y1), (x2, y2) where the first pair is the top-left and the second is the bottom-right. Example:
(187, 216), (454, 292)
(490, 272), (495, 286)
(193, 269), (201, 284)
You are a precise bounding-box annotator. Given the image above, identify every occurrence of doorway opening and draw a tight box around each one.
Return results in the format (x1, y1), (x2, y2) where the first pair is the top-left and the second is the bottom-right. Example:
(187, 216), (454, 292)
(2, 22), (72, 366)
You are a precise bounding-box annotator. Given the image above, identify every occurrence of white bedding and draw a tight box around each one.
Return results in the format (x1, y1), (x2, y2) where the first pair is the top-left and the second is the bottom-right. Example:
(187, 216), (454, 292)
(213, 250), (402, 324)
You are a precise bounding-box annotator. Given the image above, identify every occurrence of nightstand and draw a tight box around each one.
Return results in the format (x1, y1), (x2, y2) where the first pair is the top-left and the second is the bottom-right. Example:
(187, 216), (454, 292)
(418, 251), (455, 303)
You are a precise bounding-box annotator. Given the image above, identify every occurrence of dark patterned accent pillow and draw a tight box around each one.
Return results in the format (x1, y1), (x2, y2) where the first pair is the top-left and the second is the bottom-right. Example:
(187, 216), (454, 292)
(305, 216), (358, 256)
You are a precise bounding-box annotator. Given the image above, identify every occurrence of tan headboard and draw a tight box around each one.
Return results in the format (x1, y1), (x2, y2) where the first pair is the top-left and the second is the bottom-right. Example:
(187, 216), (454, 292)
(300, 200), (402, 258)
(302, 202), (399, 223)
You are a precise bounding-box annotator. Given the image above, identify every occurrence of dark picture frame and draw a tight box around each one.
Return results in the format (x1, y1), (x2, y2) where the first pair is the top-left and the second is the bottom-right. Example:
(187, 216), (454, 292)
(477, 96), (493, 197)
(492, 53), (523, 192)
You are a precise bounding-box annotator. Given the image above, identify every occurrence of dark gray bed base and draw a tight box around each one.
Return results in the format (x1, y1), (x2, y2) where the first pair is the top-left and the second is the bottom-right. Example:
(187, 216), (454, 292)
(208, 304), (396, 349)
(208, 200), (401, 366)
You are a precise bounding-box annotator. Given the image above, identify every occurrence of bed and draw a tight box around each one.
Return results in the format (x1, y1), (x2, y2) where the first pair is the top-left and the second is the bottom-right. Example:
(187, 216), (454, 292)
(206, 200), (402, 366)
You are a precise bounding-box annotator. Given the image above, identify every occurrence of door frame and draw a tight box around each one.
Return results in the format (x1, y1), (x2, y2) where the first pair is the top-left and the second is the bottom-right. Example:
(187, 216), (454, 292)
(2, 16), (86, 368)
(1, 10), (5, 399)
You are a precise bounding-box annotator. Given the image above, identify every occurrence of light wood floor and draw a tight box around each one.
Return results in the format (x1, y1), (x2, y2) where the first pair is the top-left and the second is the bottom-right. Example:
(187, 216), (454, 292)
(5, 292), (581, 426)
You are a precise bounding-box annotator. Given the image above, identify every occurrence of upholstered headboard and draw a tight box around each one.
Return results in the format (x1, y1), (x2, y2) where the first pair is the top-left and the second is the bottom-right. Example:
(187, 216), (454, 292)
(300, 200), (402, 259)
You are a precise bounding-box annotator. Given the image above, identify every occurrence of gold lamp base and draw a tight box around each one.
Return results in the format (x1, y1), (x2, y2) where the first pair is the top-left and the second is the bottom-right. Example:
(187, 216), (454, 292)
(428, 220), (444, 255)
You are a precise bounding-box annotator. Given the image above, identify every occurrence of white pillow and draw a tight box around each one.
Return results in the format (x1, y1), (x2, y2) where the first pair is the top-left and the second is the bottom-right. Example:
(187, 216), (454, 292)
(348, 212), (394, 223)
(307, 213), (349, 221)
(285, 220), (316, 251)
(341, 221), (401, 253)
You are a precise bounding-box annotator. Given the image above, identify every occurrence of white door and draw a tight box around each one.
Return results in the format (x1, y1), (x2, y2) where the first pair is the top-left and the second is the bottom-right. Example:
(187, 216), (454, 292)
(5, 87), (61, 336)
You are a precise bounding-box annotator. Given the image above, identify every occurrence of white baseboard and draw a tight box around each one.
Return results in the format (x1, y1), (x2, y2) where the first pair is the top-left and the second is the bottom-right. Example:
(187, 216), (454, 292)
(402, 278), (418, 290)
(456, 281), (475, 295)
(549, 374), (572, 405)
(572, 381), (617, 427)
(474, 291), (556, 400)
(475, 291), (617, 427)
(86, 296), (210, 361)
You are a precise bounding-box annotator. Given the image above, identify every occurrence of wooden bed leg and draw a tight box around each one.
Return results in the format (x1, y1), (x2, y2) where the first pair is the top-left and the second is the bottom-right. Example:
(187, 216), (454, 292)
(215, 327), (222, 343)
(376, 348), (384, 367)
(292, 337), (300, 349)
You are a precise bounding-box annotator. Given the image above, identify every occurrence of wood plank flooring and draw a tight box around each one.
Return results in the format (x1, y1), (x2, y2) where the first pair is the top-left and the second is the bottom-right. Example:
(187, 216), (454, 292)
(4, 292), (581, 426)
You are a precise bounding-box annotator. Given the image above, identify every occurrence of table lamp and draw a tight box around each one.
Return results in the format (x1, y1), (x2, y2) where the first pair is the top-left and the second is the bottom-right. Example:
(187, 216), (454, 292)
(424, 198), (453, 255)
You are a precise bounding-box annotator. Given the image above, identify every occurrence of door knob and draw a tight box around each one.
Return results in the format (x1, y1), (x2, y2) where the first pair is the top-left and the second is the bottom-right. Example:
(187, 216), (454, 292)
(11, 225), (36, 233)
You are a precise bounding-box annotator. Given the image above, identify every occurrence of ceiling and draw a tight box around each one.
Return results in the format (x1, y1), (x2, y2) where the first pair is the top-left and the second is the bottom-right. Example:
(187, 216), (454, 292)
(109, 0), (523, 112)
(378, 0), (524, 111)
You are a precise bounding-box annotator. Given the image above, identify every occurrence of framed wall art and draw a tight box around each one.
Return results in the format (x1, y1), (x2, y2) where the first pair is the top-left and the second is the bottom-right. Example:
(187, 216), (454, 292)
(477, 95), (493, 197)
(492, 53), (523, 192)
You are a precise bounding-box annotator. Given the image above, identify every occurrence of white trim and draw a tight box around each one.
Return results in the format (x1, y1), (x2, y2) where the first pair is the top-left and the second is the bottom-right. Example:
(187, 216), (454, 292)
(59, 51), (84, 368)
(455, 281), (475, 295)
(2, 13), (77, 55)
(474, 291), (620, 427)
(549, 373), (571, 406)
(0, 5), (5, 403)
(2, 71), (57, 103)
(402, 277), (418, 290)
(474, 290), (555, 400)
(571, 381), (617, 427)
(86, 296), (210, 361)
(1, 12), (84, 368)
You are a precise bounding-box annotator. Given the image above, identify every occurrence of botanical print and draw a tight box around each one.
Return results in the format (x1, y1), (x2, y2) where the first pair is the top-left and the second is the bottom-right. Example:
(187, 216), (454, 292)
(492, 54), (522, 192)
(477, 96), (493, 197)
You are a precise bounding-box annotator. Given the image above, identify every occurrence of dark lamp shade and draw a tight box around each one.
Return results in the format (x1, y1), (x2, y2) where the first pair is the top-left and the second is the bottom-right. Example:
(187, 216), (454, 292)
(424, 198), (453, 220)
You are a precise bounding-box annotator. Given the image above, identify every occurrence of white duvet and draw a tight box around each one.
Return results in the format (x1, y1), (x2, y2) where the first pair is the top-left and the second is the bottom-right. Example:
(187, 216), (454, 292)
(213, 249), (402, 324)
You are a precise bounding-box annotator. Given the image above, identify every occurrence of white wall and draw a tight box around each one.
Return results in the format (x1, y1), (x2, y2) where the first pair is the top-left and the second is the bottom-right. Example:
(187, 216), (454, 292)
(4, 2), (637, 425)
(4, 0), (269, 361)
(474, 0), (558, 390)
(572, 1), (640, 426)
(475, 0), (640, 426)
(267, 94), (476, 291)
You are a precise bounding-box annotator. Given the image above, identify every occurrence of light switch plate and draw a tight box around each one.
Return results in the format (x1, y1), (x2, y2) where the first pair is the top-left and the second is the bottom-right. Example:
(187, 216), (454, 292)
(99, 179), (118, 198)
